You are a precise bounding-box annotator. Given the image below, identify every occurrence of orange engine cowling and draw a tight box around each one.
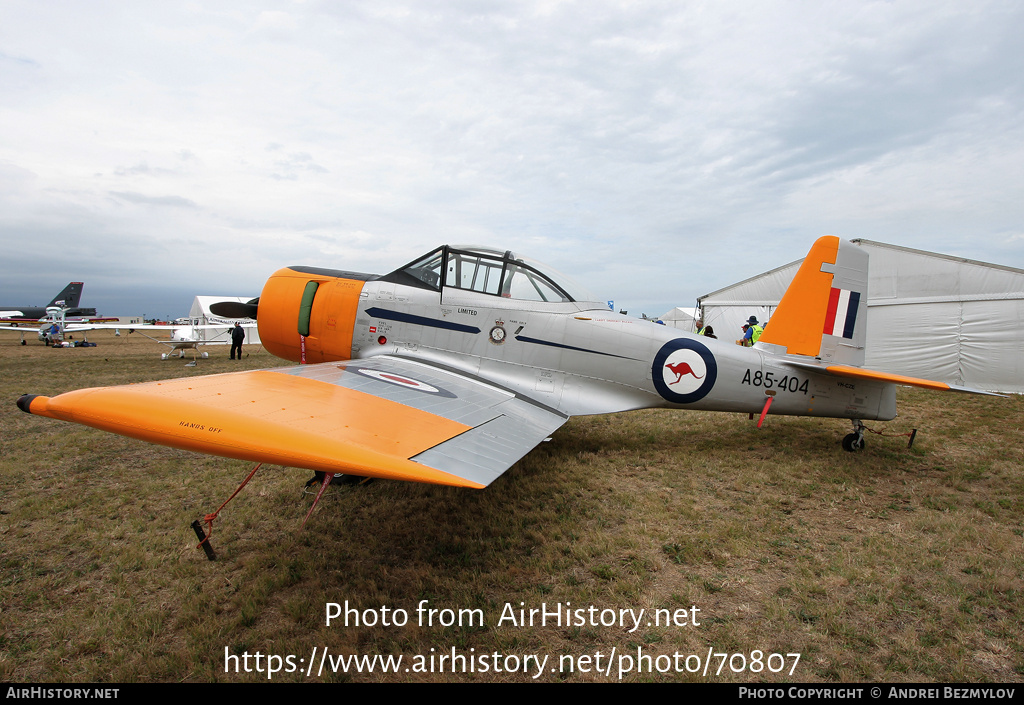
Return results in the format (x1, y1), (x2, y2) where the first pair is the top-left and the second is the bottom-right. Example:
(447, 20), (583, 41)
(257, 267), (367, 363)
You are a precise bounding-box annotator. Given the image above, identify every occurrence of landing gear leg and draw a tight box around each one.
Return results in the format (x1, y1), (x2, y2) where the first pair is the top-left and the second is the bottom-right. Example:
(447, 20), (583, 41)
(842, 420), (866, 452)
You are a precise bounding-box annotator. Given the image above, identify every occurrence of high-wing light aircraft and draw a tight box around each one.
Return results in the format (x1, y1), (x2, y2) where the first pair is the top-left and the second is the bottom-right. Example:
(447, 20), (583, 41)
(17, 237), (993, 525)
(74, 315), (259, 363)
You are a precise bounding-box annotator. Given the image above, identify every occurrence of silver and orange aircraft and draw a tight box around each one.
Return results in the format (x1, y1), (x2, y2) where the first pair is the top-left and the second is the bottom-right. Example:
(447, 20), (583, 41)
(17, 236), (993, 523)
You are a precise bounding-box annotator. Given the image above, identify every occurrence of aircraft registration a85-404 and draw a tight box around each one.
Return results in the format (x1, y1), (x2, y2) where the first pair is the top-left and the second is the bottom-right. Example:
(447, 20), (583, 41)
(18, 236), (993, 515)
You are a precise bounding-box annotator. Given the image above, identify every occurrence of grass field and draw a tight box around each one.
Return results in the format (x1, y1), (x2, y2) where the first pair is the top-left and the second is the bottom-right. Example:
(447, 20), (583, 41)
(1, 330), (1022, 682)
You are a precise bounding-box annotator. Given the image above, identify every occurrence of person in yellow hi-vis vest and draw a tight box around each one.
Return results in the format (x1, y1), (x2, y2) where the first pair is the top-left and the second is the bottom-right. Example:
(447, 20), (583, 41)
(736, 316), (763, 346)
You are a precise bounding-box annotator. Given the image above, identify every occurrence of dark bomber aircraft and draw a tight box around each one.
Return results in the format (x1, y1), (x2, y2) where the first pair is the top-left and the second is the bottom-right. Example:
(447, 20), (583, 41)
(0, 282), (96, 322)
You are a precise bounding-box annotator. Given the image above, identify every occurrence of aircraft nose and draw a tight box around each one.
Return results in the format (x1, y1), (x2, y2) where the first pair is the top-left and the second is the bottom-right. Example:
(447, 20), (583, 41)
(258, 269), (365, 363)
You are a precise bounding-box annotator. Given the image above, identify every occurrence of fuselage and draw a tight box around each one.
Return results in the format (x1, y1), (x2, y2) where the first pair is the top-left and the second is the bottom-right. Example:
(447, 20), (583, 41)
(256, 246), (897, 423)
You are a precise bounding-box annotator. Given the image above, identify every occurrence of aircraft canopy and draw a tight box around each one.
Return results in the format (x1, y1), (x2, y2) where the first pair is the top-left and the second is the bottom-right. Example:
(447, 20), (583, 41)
(392, 245), (602, 305)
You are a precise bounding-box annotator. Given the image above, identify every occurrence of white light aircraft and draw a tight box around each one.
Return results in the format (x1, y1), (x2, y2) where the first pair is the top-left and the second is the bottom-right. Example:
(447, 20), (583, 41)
(92, 314), (258, 363)
(17, 237), (996, 528)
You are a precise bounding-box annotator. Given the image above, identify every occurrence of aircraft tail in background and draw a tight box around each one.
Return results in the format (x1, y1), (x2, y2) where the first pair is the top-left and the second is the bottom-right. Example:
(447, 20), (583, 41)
(48, 282), (84, 309)
(756, 236), (868, 367)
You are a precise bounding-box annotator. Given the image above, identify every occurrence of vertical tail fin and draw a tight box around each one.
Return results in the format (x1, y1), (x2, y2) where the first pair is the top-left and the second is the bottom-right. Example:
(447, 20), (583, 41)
(48, 282), (83, 309)
(756, 237), (868, 366)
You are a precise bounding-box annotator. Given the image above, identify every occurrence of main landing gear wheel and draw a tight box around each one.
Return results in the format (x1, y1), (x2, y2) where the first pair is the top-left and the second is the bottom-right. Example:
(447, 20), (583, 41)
(842, 433), (865, 452)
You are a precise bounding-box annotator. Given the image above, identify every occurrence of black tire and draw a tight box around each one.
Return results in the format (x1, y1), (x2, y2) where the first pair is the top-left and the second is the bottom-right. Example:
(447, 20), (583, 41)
(842, 433), (865, 452)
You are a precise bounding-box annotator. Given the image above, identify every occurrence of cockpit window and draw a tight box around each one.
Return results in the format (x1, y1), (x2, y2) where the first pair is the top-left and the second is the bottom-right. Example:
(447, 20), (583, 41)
(391, 245), (600, 304)
(445, 252), (505, 295)
(442, 249), (572, 302)
(400, 248), (444, 290)
(503, 262), (569, 302)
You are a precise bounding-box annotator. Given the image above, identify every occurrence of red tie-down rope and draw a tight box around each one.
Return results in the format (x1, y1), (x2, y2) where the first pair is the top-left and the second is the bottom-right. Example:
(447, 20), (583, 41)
(197, 462), (263, 548)
(303, 472), (336, 528)
(863, 425), (918, 448)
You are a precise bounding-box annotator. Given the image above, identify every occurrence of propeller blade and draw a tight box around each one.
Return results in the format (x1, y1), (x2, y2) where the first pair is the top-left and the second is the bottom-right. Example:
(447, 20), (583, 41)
(209, 298), (259, 319)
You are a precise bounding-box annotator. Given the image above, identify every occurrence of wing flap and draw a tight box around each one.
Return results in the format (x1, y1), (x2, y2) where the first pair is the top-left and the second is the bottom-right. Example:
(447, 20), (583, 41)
(413, 397), (566, 487)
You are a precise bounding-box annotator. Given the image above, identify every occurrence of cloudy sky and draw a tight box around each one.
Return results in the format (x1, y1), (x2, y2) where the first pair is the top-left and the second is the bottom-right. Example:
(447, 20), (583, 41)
(2, 1), (1023, 319)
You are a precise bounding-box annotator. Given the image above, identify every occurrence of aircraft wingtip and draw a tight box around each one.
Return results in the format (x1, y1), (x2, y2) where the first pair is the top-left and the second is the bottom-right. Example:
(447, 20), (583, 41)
(16, 394), (41, 414)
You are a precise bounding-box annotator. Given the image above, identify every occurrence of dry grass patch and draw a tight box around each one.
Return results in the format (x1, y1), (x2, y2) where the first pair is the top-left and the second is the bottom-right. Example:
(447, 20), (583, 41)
(1, 333), (1022, 682)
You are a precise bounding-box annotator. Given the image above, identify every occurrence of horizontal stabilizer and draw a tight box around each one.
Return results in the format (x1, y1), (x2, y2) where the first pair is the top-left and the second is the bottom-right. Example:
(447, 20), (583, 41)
(779, 359), (1003, 396)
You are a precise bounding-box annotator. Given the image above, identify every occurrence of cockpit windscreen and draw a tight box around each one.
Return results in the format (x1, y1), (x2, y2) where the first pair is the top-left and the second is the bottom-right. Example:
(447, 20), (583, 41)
(394, 246), (601, 305)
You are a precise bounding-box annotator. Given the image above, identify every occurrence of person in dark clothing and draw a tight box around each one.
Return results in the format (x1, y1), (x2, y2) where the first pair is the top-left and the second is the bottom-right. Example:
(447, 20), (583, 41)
(230, 322), (245, 359)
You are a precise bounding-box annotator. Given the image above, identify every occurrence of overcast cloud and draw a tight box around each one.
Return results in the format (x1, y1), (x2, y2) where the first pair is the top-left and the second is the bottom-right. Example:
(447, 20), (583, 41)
(2, 1), (1023, 318)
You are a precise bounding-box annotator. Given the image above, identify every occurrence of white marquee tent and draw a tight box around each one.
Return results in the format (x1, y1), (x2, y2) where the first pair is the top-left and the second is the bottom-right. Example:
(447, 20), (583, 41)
(697, 240), (1024, 393)
(659, 306), (699, 331)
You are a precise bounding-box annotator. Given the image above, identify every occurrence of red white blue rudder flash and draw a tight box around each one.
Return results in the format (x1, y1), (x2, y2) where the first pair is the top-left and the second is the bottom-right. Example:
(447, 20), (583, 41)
(823, 287), (860, 340)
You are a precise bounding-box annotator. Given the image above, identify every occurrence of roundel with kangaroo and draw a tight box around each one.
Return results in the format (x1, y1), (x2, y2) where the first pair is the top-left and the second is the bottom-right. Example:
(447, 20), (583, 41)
(652, 338), (718, 404)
